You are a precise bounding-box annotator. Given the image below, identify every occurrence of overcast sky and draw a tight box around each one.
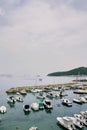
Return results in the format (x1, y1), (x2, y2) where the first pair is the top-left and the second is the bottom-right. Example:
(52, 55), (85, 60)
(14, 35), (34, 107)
(0, 0), (87, 76)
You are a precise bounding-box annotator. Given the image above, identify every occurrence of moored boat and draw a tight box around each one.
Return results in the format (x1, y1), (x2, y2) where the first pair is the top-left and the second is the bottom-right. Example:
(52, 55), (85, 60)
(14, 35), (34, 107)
(29, 126), (38, 130)
(59, 91), (68, 97)
(0, 106), (7, 114)
(43, 99), (53, 109)
(31, 89), (42, 93)
(46, 92), (54, 98)
(62, 99), (72, 107)
(73, 98), (83, 104)
(23, 105), (31, 112)
(79, 97), (87, 103)
(7, 96), (16, 103)
(57, 116), (76, 130)
(69, 117), (84, 129)
(74, 114), (87, 126)
(73, 89), (87, 94)
(31, 102), (39, 111)
(16, 92), (20, 95)
(36, 92), (45, 99)
(20, 90), (27, 95)
(16, 96), (23, 102)
(80, 111), (87, 118)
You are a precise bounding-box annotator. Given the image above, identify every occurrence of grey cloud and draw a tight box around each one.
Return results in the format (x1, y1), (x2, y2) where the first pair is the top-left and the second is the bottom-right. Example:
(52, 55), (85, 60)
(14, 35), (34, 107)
(0, 0), (87, 75)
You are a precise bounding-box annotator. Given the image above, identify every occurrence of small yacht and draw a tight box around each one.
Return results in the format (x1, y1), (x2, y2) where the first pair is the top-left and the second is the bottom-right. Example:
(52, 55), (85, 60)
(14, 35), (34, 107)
(46, 92), (54, 98)
(74, 114), (87, 126)
(59, 91), (67, 97)
(53, 92), (60, 98)
(62, 99), (72, 107)
(36, 92), (45, 99)
(23, 105), (31, 112)
(52, 87), (60, 91)
(29, 126), (38, 130)
(57, 116), (76, 130)
(31, 89), (42, 93)
(20, 90), (27, 95)
(31, 89), (38, 93)
(7, 96), (16, 103)
(43, 99), (53, 109)
(31, 102), (39, 111)
(80, 111), (87, 118)
(73, 98), (83, 104)
(79, 97), (87, 103)
(69, 117), (84, 129)
(0, 106), (7, 114)
(16, 96), (23, 102)
(16, 92), (20, 95)
(46, 91), (59, 98)
(84, 96), (87, 101)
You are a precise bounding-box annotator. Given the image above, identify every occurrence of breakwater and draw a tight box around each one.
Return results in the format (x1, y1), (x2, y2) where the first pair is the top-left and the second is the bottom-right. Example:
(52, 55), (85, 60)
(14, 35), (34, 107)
(6, 82), (76, 94)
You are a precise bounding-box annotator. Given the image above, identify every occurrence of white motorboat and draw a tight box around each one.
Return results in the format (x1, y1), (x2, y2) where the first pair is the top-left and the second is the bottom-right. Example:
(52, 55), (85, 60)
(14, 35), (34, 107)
(16, 96), (23, 102)
(84, 96), (87, 100)
(46, 91), (59, 98)
(52, 87), (60, 91)
(59, 91), (67, 97)
(16, 92), (20, 95)
(78, 97), (87, 103)
(43, 99), (53, 109)
(80, 111), (87, 118)
(73, 98), (83, 104)
(46, 92), (54, 98)
(69, 117), (84, 129)
(53, 92), (60, 98)
(57, 116), (76, 130)
(31, 89), (38, 93)
(36, 92), (45, 99)
(23, 105), (31, 112)
(31, 102), (39, 111)
(20, 90), (27, 95)
(7, 96), (16, 103)
(31, 89), (42, 93)
(29, 126), (38, 130)
(0, 106), (7, 114)
(74, 114), (87, 126)
(62, 99), (72, 107)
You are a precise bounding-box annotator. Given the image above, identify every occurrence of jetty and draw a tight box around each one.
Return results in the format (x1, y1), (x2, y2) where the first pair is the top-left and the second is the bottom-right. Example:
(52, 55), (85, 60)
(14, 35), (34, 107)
(6, 82), (76, 94)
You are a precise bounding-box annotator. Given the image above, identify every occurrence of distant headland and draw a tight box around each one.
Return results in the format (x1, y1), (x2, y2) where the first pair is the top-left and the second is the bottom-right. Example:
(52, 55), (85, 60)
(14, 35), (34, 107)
(47, 67), (87, 76)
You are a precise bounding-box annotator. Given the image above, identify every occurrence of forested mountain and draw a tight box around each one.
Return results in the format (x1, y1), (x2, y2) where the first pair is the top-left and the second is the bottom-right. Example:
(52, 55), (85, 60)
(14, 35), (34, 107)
(47, 67), (87, 76)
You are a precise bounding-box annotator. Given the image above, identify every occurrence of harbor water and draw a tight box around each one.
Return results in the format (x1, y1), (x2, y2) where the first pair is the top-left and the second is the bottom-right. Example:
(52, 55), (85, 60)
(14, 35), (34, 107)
(0, 75), (87, 130)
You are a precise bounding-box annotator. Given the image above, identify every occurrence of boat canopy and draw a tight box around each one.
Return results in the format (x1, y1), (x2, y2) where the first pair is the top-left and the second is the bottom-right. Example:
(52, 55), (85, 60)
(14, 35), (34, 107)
(25, 105), (29, 109)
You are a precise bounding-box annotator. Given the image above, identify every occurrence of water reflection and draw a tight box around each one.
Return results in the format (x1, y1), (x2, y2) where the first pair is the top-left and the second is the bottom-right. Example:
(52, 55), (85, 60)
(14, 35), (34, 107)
(56, 122), (65, 130)
(45, 109), (52, 114)
(7, 102), (15, 108)
(23, 110), (31, 115)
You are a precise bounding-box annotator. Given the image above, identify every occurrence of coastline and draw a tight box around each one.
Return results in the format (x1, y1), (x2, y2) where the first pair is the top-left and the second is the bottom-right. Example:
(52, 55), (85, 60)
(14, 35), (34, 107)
(6, 82), (77, 94)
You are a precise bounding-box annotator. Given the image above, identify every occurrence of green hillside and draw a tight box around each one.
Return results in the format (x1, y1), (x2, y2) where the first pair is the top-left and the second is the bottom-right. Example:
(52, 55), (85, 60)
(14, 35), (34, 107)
(47, 67), (87, 76)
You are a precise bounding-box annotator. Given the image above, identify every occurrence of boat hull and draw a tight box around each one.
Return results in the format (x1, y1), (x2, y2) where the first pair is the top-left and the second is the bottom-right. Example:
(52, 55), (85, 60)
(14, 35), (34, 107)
(57, 117), (74, 130)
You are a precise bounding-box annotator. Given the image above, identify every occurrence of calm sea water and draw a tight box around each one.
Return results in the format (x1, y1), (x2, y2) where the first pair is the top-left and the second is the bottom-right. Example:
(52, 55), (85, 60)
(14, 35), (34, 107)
(0, 76), (87, 130)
